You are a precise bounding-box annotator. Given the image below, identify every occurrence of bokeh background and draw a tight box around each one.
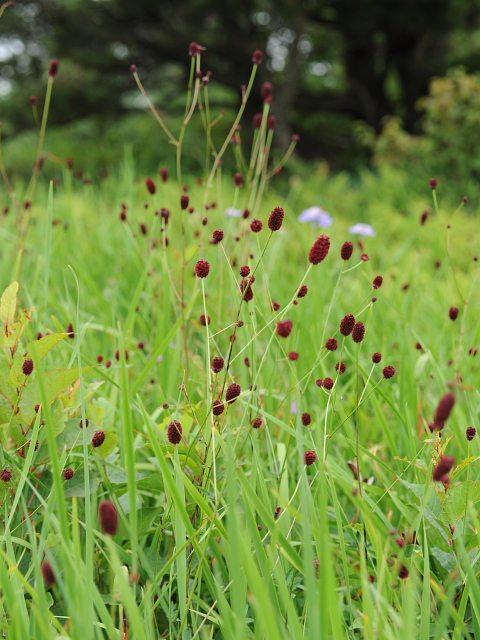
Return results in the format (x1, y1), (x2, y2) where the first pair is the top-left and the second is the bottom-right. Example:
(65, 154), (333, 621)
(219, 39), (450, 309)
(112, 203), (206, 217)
(2, 0), (480, 197)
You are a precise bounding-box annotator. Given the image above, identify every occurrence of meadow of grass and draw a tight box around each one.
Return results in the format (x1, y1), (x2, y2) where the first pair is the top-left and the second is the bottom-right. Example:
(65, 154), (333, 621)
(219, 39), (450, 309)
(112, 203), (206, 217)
(0, 43), (479, 640)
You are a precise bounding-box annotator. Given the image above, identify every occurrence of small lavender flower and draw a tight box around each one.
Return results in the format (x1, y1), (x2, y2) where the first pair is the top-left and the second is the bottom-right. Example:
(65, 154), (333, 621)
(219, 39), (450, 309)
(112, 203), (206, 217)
(298, 206), (333, 228)
(224, 207), (243, 218)
(349, 223), (376, 237)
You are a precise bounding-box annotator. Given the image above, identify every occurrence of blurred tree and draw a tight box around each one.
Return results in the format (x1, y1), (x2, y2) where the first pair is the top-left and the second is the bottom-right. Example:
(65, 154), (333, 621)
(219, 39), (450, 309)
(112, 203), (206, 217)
(1, 0), (480, 168)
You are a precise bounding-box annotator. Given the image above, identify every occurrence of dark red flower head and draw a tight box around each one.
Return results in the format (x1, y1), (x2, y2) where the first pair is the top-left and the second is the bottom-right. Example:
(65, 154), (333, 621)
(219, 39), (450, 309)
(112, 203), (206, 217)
(63, 468), (74, 480)
(168, 421), (182, 444)
(420, 210), (429, 225)
(466, 426), (476, 441)
(325, 338), (338, 351)
(335, 362), (346, 375)
(240, 265), (250, 277)
(226, 383), (241, 403)
(212, 400), (225, 416)
(292, 133), (300, 142)
(340, 314), (355, 336)
(130, 64), (137, 73)
(195, 260), (210, 278)
(272, 301), (281, 311)
(0, 469), (12, 483)
(352, 322), (366, 343)
(323, 377), (334, 390)
(382, 365), (396, 379)
(361, 254), (369, 261)
(200, 314), (210, 326)
(304, 450), (317, 466)
(277, 319), (293, 338)
(341, 241), (354, 261)
(212, 229), (224, 244)
(250, 218), (263, 233)
(302, 412), (312, 426)
(289, 351), (299, 361)
(432, 393), (455, 431)
(22, 358), (34, 376)
(99, 500), (118, 536)
(309, 235), (330, 265)
(261, 82), (273, 101)
(66, 323), (75, 339)
(234, 172), (244, 187)
(432, 455), (455, 482)
(92, 431), (106, 448)
(48, 59), (59, 77)
(268, 115), (277, 130)
(146, 177), (156, 195)
(297, 285), (308, 298)
(211, 357), (225, 373)
(42, 560), (56, 586)
(268, 206), (284, 231)
(429, 178), (438, 190)
(372, 352), (382, 363)
(252, 50), (263, 65)
(160, 166), (169, 182)
(449, 306), (459, 321)
(398, 565), (410, 580)
(189, 42), (206, 57)
(253, 113), (262, 129)
(180, 195), (190, 210)
(252, 417), (263, 429)
(372, 276), (383, 290)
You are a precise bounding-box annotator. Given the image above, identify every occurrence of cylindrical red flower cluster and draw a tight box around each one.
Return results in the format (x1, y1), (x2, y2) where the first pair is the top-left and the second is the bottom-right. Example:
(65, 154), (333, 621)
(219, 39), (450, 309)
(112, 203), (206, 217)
(252, 50), (263, 65)
(272, 301), (281, 311)
(268, 115), (276, 130)
(211, 357), (225, 373)
(277, 320), (293, 338)
(226, 383), (241, 404)
(335, 362), (346, 375)
(234, 172), (244, 187)
(160, 167), (169, 182)
(341, 241), (354, 261)
(261, 82), (273, 101)
(212, 400), (225, 416)
(250, 218), (263, 232)
(146, 177), (156, 195)
(240, 277), (255, 302)
(253, 113), (262, 129)
(432, 392), (455, 431)
(449, 306), (459, 321)
(99, 500), (118, 536)
(352, 321), (365, 343)
(268, 206), (284, 231)
(304, 450), (317, 466)
(340, 314), (355, 336)
(466, 426), (477, 441)
(240, 265), (250, 277)
(372, 276), (383, 290)
(288, 351), (299, 361)
(325, 338), (338, 351)
(309, 235), (330, 265)
(189, 42), (205, 57)
(1, 469), (12, 483)
(372, 352), (382, 363)
(302, 412), (311, 426)
(42, 560), (56, 585)
(200, 314), (211, 326)
(168, 420), (182, 444)
(22, 358), (34, 376)
(212, 229), (224, 244)
(398, 565), (410, 580)
(195, 260), (210, 278)
(323, 377), (334, 390)
(48, 58), (59, 77)
(297, 285), (308, 298)
(180, 195), (189, 210)
(429, 178), (438, 190)
(63, 468), (74, 480)
(382, 366), (396, 379)
(432, 455), (455, 482)
(92, 431), (106, 448)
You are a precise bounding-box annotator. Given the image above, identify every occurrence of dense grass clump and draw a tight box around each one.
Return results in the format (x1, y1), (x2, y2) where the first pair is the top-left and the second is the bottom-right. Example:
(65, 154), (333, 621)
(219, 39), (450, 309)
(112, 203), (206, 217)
(0, 36), (479, 640)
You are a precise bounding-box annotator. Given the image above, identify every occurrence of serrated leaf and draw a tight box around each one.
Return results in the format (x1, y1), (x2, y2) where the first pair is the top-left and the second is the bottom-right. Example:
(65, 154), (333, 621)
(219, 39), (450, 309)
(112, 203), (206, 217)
(26, 333), (68, 362)
(431, 547), (455, 571)
(440, 481), (480, 523)
(0, 282), (18, 335)
(18, 366), (94, 423)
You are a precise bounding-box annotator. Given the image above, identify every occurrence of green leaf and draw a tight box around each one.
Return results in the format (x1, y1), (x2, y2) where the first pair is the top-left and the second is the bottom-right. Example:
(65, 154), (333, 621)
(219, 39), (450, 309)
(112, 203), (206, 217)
(26, 333), (68, 361)
(19, 366), (94, 423)
(0, 282), (18, 335)
(0, 356), (16, 406)
(431, 547), (455, 572)
(440, 481), (480, 523)
(64, 468), (100, 498)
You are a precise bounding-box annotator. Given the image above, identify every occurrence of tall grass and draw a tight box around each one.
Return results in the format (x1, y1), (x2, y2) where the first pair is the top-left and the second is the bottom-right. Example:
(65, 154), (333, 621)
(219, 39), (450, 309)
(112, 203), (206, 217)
(0, 32), (479, 640)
